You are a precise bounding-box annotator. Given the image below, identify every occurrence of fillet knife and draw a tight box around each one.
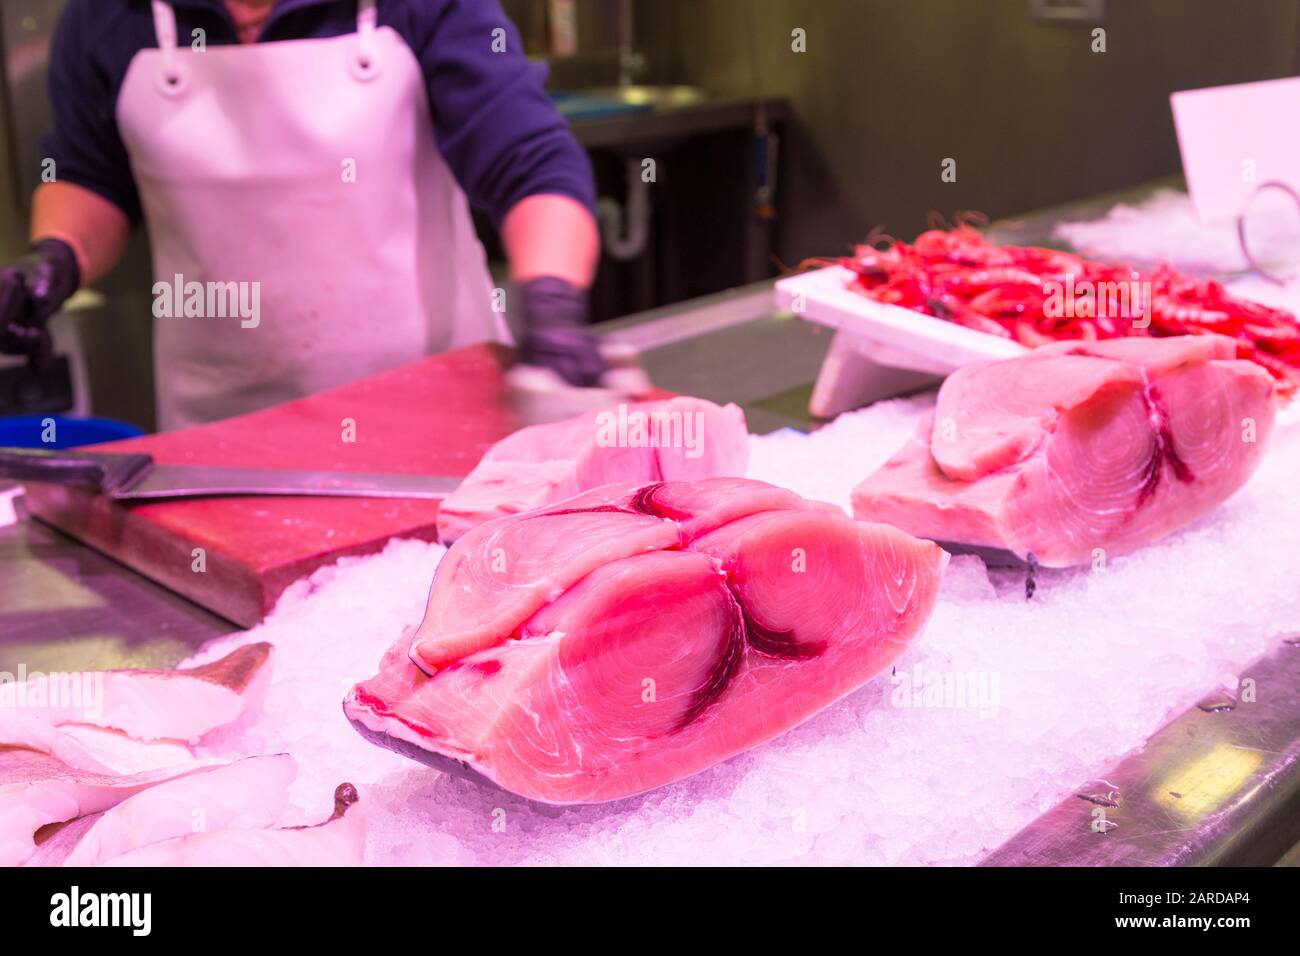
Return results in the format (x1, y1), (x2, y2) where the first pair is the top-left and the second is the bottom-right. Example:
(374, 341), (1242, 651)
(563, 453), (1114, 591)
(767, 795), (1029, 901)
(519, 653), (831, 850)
(0, 446), (462, 501)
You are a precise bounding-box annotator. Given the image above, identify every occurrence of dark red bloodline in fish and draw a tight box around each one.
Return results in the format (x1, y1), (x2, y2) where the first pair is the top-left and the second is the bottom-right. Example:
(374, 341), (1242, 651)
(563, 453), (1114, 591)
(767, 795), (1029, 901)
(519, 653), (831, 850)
(630, 482), (694, 521)
(529, 481), (694, 521)
(670, 576), (827, 734)
(1150, 387), (1195, 483)
(1135, 446), (1162, 509)
(510, 485), (828, 733)
(737, 599), (827, 660)
(1137, 385), (1196, 507)
(532, 505), (636, 519)
(350, 687), (437, 740)
(526, 483), (691, 529)
(439, 659), (503, 677)
(532, 482), (699, 523)
(722, 563), (827, 661)
(672, 583), (747, 733)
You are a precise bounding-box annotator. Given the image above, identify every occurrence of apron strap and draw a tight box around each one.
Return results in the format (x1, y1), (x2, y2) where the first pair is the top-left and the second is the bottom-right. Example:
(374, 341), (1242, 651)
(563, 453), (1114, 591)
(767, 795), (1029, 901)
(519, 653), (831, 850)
(151, 0), (179, 52)
(354, 0), (380, 79)
(358, 0), (378, 42)
(150, 0), (185, 90)
(150, 0), (379, 82)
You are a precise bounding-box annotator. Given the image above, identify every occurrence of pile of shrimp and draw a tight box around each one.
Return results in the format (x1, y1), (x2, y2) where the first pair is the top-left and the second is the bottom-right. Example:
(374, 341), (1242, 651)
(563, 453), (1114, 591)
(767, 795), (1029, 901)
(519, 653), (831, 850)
(809, 214), (1300, 396)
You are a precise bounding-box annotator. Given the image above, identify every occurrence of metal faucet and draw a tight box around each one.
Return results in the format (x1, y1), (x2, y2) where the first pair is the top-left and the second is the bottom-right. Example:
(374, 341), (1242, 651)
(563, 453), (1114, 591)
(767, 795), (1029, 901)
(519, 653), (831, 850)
(617, 0), (645, 87)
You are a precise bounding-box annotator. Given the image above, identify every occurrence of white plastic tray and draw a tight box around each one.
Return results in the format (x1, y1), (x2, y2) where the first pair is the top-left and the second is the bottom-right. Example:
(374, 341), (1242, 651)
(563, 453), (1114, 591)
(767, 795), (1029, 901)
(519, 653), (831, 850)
(774, 264), (1028, 374)
(774, 265), (1027, 416)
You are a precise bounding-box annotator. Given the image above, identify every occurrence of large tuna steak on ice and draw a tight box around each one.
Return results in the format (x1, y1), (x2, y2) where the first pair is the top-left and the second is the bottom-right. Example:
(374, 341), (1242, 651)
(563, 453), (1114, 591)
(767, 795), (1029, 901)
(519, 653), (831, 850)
(346, 477), (947, 804)
(436, 397), (749, 543)
(852, 335), (1276, 566)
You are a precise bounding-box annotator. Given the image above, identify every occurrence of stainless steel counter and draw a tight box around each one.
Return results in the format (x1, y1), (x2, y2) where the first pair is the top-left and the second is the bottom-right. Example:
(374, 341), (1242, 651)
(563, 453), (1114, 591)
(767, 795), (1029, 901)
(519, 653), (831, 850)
(0, 497), (235, 673)
(596, 281), (833, 434)
(569, 95), (790, 152)
(982, 636), (1300, 866)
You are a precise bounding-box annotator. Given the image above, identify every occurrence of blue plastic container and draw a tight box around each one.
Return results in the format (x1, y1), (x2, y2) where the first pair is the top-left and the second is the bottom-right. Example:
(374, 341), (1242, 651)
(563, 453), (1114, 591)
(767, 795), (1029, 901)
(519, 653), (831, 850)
(0, 415), (146, 449)
(550, 91), (652, 121)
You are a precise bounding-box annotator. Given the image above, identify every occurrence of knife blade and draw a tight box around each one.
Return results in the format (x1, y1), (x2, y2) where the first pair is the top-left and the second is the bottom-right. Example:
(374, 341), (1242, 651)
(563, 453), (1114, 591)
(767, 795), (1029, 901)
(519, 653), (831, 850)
(0, 446), (462, 501)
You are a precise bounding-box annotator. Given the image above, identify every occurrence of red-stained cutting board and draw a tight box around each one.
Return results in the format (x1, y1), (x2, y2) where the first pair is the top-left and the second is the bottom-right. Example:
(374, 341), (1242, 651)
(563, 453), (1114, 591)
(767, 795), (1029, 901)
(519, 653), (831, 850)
(24, 344), (518, 627)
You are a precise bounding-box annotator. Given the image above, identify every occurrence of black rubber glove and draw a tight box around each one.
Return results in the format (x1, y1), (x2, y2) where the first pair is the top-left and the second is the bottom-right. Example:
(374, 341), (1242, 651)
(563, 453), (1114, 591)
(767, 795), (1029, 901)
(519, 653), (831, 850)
(0, 238), (80, 361)
(517, 276), (606, 388)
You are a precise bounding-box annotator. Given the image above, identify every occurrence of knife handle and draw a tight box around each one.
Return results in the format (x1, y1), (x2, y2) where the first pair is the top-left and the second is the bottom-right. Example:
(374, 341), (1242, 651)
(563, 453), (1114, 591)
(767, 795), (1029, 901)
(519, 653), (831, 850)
(0, 446), (154, 493)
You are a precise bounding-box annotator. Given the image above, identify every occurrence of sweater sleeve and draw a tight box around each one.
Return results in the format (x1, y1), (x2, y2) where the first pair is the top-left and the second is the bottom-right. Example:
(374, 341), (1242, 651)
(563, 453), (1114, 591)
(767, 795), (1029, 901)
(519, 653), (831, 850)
(39, 0), (143, 225)
(407, 0), (596, 227)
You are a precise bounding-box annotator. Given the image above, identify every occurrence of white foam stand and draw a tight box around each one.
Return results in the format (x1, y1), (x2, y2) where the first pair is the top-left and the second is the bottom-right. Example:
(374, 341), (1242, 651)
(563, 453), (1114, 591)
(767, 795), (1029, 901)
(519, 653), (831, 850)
(809, 330), (942, 418)
(774, 265), (1027, 417)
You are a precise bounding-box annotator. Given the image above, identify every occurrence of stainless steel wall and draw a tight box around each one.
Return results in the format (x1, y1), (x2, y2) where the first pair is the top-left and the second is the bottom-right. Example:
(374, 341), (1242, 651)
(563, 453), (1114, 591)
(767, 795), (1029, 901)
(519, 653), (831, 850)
(636, 0), (1300, 263)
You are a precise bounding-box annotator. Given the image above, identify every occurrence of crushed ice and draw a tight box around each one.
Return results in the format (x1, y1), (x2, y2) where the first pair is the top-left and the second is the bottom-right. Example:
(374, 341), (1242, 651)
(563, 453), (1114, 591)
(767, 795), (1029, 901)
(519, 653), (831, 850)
(183, 387), (1300, 865)
(1053, 187), (1300, 276)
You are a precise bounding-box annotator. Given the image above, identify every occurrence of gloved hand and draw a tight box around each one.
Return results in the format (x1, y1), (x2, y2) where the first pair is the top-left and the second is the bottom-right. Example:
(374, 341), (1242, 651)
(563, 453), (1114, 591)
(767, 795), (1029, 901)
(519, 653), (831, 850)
(0, 238), (80, 361)
(517, 276), (606, 388)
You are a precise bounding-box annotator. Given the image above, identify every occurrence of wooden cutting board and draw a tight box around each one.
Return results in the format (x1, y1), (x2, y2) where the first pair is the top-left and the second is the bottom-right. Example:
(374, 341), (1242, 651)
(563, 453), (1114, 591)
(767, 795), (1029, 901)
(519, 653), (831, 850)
(23, 344), (517, 627)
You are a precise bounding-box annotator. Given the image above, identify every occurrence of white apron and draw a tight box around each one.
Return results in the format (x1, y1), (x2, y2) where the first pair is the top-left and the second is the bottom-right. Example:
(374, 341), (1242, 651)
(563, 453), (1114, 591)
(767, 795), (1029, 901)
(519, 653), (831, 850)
(117, 0), (506, 430)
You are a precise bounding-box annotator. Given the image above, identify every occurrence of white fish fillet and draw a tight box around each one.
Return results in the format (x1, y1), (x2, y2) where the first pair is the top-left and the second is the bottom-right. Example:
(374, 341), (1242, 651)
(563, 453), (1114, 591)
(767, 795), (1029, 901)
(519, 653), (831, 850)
(25, 754), (297, 867)
(0, 643), (273, 745)
(1, 645), (283, 866)
(0, 713), (194, 776)
(53, 726), (196, 776)
(0, 748), (218, 867)
(101, 784), (365, 867)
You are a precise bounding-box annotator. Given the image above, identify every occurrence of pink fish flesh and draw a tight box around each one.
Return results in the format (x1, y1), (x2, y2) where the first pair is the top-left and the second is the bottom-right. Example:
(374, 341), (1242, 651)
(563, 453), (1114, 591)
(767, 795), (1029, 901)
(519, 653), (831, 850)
(346, 477), (947, 804)
(436, 397), (750, 543)
(852, 335), (1276, 566)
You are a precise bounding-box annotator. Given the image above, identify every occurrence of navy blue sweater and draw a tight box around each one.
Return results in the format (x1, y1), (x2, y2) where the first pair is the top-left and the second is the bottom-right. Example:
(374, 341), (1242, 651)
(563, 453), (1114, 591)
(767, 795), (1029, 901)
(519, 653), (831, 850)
(43, 0), (594, 228)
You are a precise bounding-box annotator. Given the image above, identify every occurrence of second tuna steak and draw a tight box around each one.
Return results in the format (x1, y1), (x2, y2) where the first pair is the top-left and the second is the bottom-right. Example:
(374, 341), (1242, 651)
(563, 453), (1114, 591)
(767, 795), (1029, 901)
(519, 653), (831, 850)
(853, 335), (1276, 566)
(346, 477), (947, 804)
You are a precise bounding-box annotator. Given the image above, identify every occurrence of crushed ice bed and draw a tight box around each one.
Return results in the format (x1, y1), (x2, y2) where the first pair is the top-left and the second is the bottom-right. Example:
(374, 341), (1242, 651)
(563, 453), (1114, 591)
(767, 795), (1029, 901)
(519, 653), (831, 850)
(184, 395), (1300, 865)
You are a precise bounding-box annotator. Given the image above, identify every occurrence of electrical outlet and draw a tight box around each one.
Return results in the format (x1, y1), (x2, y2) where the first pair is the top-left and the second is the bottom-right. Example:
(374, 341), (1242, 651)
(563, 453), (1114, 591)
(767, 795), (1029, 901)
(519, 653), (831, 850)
(1029, 0), (1106, 24)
